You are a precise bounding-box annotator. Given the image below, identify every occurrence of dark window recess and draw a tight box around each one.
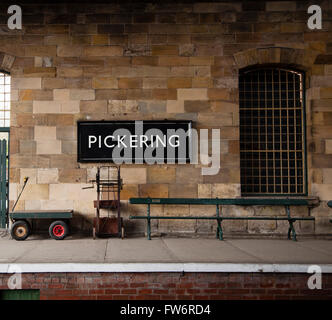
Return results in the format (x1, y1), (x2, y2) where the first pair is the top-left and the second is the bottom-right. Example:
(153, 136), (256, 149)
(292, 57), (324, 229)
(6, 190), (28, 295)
(239, 68), (306, 195)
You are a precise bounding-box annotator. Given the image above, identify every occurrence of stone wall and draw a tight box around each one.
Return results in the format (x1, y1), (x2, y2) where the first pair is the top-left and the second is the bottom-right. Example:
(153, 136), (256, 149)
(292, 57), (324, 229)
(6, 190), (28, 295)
(4, 1), (332, 236)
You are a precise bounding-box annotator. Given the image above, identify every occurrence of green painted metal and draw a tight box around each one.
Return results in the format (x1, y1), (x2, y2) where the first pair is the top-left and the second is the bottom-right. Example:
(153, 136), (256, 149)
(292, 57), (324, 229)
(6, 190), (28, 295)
(10, 210), (73, 220)
(0, 289), (40, 300)
(129, 197), (314, 241)
(129, 197), (309, 206)
(130, 216), (314, 221)
(0, 140), (7, 228)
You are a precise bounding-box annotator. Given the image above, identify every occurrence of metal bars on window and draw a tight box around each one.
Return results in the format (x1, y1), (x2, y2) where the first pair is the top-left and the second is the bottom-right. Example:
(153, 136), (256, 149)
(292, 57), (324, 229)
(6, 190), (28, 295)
(0, 73), (10, 128)
(239, 68), (305, 195)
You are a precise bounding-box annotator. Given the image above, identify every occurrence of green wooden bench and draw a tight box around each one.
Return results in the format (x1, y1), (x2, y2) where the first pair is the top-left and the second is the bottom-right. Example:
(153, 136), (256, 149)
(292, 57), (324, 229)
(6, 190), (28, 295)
(129, 198), (315, 241)
(328, 201), (332, 224)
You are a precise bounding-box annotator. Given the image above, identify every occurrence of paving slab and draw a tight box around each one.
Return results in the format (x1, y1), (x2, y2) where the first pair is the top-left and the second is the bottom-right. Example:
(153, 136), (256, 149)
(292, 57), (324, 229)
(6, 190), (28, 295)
(162, 238), (263, 263)
(105, 238), (179, 263)
(0, 236), (107, 263)
(296, 240), (332, 258)
(227, 239), (332, 264)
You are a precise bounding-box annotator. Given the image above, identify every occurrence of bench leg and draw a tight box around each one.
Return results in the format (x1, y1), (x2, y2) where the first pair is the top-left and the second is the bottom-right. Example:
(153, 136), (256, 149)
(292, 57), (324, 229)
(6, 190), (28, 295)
(147, 204), (151, 240)
(288, 220), (297, 241)
(216, 204), (223, 240)
(216, 219), (223, 240)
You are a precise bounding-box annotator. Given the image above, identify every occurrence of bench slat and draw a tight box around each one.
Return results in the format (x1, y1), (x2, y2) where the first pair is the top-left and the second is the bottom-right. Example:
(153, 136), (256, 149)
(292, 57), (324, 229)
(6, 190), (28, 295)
(130, 216), (314, 221)
(129, 197), (309, 206)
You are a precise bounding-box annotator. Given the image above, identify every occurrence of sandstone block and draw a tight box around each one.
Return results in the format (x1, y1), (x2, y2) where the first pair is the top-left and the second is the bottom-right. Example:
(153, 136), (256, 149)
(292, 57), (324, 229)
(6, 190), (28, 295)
(223, 220), (247, 232)
(80, 100), (108, 113)
(58, 67), (83, 78)
(34, 126), (56, 140)
(69, 89), (95, 100)
(25, 46), (57, 57)
(326, 139), (332, 154)
(20, 168), (37, 184)
(184, 100), (210, 112)
(147, 166), (176, 183)
(121, 167), (147, 184)
(159, 56), (189, 66)
(59, 169), (87, 183)
(20, 184), (49, 200)
(198, 184), (212, 198)
(53, 89), (70, 100)
(168, 184), (197, 198)
(311, 183), (332, 200)
(57, 45), (82, 57)
(33, 101), (61, 113)
(143, 78), (167, 89)
(60, 101), (80, 113)
(19, 140), (36, 155)
(166, 100), (184, 113)
(36, 140), (61, 155)
(152, 45), (178, 56)
(37, 168), (59, 184)
(248, 220), (277, 233)
(139, 184), (168, 198)
(176, 166), (203, 184)
(56, 126), (76, 141)
(212, 184), (240, 198)
(118, 78), (142, 89)
(84, 46), (123, 56)
(108, 100), (138, 113)
(92, 77), (117, 89)
(12, 78), (42, 89)
(266, 1), (297, 11)
(189, 56), (214, 65)
(167, 77), (191, 89)
(23, 67), (56, 78)
(120, 184), (139, 200)
(177, 88), (208, 100)
(62, 141), (76, 154)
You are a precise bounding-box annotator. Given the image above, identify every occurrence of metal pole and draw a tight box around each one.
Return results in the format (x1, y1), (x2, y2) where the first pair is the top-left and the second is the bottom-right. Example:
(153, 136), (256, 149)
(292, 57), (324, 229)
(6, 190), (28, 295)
(147, 203), (151, 240)
(11, 176), (29, 213)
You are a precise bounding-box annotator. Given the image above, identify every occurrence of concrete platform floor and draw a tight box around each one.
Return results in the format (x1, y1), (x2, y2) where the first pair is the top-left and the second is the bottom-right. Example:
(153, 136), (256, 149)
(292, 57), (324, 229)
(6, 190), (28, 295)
(1, 234), (332, 273)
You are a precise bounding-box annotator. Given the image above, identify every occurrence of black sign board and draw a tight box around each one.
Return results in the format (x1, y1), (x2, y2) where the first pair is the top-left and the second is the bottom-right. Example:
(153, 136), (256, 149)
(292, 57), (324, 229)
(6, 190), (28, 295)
(77, 120), (192, 163)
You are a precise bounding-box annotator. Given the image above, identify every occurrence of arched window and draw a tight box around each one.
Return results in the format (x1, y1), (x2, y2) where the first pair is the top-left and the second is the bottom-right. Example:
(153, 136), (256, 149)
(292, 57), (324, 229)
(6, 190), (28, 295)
(0, 72), (10, 128)
(239, 67), (307, 196)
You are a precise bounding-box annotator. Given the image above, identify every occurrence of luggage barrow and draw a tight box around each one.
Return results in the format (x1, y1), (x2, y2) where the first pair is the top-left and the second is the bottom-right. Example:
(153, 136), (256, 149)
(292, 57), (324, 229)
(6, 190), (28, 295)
(9, 210), (73, 241)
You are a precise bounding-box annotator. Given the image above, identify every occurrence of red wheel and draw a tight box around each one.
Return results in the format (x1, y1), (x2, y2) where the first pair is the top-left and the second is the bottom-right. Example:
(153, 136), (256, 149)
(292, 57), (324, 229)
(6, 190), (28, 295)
(49, 220), (69, 240)
(53, 225), (65, 237)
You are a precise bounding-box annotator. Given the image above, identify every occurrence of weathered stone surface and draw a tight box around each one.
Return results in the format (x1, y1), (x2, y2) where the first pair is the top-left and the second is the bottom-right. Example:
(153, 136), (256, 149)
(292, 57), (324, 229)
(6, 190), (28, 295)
(177, 88), (208, 100)
(37, 168), (59, 184)
(169, 184), (197, 198)
(5, 2), (332, 236)
(36, 140), (62, 155)
(139, 184), (169, 198)
(147, 167), (176, 184)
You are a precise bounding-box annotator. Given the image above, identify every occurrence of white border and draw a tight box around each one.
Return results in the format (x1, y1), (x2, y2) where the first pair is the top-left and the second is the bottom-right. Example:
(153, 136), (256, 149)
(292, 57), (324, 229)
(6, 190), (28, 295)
(1, 263), (332, 273)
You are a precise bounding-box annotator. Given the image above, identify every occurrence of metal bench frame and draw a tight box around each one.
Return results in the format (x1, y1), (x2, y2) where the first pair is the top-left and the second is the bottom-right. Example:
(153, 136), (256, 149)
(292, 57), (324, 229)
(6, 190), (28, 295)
(129, 198), (315, 241)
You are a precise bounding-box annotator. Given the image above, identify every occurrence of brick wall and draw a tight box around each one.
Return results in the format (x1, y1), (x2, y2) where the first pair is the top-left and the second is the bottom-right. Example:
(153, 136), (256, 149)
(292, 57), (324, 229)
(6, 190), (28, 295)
(1, 272), (332, 300)
(2, 1), (332, 236)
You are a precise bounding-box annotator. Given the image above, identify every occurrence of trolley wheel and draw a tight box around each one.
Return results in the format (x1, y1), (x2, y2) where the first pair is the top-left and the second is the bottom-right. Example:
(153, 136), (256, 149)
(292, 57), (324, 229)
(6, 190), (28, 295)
(121, 226), (125, 239)
(11, 220), (31, 241)
(49, 220), (69, 240)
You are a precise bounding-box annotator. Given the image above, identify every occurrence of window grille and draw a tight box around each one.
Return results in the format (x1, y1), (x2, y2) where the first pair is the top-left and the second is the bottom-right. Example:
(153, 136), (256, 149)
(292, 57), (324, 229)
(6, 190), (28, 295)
(0, 73), (10, 127)
(239, 67), (306, 195)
